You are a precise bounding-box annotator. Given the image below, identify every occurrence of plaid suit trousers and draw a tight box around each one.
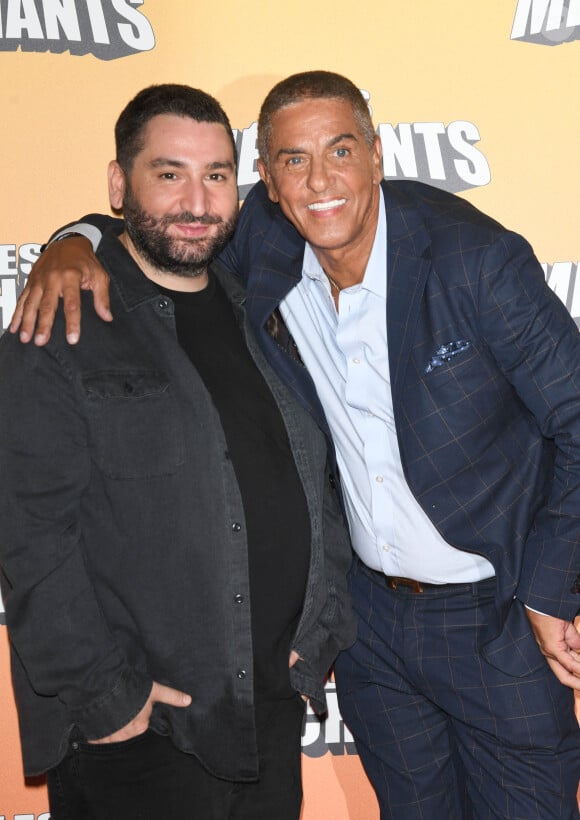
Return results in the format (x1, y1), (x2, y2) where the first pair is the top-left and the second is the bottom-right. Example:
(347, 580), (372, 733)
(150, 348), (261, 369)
(335, 558), (580, 820)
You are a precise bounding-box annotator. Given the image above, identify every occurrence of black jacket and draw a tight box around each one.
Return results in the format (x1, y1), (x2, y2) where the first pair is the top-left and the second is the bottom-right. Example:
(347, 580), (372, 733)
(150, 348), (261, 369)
(0, 228), (355, 778)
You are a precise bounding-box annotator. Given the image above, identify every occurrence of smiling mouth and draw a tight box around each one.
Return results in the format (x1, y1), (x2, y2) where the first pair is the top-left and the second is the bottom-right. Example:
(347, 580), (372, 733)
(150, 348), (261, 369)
(173, 223), (211, 237)
(307, 198), (346, 212)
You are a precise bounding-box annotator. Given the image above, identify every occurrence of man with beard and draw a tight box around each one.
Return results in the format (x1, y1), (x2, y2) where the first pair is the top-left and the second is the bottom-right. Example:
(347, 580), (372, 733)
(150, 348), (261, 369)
(13, 71), (580, 819)
(0, 84), (355, 820)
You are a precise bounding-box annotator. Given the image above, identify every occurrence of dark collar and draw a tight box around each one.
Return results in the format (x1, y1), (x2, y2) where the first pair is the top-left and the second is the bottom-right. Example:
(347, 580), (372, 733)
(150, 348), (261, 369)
(98, 224), (246, 312)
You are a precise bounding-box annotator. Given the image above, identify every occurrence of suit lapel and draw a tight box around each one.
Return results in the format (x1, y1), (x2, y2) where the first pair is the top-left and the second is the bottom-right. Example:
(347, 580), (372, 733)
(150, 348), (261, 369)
(244, 181), (433, 441)
(383, 183), (432, 405)
(245, 207), (332, 439)
(245, 208), (304, 330)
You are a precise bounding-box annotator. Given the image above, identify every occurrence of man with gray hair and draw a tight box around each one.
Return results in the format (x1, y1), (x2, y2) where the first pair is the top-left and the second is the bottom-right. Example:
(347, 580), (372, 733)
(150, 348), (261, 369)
(13, 70), (580, 818)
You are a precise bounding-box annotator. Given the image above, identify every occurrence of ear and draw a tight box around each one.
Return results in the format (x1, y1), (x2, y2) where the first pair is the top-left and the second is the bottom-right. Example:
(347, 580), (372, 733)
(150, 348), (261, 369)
(257, 158), (279, 204)
(108, 160), (126, 211)
(370, 135), (383, 185)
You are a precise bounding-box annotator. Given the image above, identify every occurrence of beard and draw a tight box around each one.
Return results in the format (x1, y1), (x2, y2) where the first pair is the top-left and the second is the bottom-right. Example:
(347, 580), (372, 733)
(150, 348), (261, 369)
(122, 184), (238, 279)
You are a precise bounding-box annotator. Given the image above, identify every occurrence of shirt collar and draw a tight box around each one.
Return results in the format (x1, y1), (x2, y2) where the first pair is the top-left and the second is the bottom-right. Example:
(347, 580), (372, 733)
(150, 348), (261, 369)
(302, 189), (386, 298)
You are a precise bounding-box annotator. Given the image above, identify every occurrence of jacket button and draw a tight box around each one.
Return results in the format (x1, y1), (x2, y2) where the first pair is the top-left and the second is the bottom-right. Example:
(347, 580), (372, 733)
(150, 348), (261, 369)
(232, 522), (241, 532)
(157, 297), (170, 309)
(329, 473), (336, 489)
(234, 594), (244, 604)
(237, 669), (247, 679)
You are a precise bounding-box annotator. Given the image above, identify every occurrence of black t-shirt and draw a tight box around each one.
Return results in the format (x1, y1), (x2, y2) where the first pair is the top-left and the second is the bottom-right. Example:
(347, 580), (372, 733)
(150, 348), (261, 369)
(159, 272), (311, 702)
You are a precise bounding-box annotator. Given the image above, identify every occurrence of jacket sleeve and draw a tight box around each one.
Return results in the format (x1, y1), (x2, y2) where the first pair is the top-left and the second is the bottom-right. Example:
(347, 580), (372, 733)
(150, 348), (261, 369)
(218, 182), (275, 284)
(290, 467), (356, 713)
(477, 231), (580, 621)
(0, 335), (152, 739)
(48, 214), (123, 251)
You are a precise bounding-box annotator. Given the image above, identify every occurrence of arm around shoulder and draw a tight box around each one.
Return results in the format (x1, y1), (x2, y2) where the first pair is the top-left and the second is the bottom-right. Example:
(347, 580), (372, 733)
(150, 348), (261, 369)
(11, 213), (119, 346)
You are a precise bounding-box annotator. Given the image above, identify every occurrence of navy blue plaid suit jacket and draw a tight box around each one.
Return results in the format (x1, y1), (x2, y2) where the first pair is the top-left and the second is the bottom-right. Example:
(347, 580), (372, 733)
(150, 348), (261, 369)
(219, 179), (580, 677)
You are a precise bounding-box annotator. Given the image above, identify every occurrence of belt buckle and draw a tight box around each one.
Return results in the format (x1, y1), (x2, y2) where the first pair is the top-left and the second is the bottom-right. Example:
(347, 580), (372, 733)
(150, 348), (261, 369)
(386, 576), (424, 593)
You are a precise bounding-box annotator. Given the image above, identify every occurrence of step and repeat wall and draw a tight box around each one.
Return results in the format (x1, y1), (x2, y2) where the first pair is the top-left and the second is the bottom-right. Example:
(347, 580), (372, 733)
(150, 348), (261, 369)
(0, 2), (578, 818)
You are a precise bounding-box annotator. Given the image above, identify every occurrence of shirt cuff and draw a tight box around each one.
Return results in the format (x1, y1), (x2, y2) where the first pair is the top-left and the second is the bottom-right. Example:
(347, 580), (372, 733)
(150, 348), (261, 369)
(523, 604), (549, 616)
(51, 223), (103, 252)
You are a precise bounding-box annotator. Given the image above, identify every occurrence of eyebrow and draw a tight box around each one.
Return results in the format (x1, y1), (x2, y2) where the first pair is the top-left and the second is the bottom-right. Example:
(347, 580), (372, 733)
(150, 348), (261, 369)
(274, 133), (358, 161)
(149, 158), (235, 171)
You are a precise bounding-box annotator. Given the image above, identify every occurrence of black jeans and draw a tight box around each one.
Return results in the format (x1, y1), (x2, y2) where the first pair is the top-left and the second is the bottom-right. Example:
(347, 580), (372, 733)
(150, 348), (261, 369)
(47, 697), (305, 820)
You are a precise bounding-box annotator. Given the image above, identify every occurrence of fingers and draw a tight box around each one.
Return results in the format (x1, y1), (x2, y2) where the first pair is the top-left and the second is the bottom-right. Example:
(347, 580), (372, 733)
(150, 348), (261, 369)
(89, 268), (113, 325)
(21, 283), (61, 346)
(9, 234), (113, 346)
(151, 681), (192, 708)
(88, 681), (191, 744)
(9, 283), (43, 343)
(543, 655), (580, 690)
(9, 286), (29, 336)
(60, 274), (84, 345)
(525, 609), (580, 689)
(289, 650), (301, 668)
(86, 681), (191, 746)
(542, 636), (580, 679)
(33, 279), (68, 346)
(10, 272), (81, 347)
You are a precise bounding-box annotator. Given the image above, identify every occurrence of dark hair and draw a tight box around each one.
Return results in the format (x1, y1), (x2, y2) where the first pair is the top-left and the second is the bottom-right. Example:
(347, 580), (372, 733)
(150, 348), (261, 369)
(257, 70), (375, 167)
(115, 84), (237, 173)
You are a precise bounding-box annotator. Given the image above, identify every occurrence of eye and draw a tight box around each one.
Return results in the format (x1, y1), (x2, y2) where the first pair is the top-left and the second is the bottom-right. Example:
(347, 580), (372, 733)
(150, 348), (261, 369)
(160, 172), (177, 180)
(334, 147), (349, 158)
(287, 156), (304, 166)
(208, 173), (226, 181)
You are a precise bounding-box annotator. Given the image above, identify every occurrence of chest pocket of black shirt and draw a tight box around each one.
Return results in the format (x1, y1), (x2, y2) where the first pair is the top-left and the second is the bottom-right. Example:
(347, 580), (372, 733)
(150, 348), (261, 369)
(83, 371), (185, 479)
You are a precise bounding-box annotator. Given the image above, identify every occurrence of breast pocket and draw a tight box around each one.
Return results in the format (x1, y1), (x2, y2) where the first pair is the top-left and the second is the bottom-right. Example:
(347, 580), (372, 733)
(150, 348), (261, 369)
(83, 371), (185, 479)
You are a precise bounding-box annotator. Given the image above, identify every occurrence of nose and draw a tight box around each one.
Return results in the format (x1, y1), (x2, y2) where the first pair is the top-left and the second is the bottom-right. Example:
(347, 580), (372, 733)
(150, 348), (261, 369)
(180, 179), (210, 216)
(306, 156), (332, 193)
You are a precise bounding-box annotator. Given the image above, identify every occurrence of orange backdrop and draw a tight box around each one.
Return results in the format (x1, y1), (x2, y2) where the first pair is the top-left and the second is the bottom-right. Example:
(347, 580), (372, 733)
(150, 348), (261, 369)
(0, 2), (578, 817)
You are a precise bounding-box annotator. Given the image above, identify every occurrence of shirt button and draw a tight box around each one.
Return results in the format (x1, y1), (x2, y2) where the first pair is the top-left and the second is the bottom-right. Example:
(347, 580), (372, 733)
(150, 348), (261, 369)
(352, 357), (361, 364)
(157, 297), (170, 309)
(232, 522), (242, 532)
(234, 594), (244, 604)
(237, 669), (247, 679)
(375, 475), (384, 483)
(382, 544), (390, 552)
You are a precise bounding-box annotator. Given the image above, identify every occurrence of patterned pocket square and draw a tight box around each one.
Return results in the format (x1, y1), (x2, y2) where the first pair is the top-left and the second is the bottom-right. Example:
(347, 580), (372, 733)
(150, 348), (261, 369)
(425, 339), (471, 374)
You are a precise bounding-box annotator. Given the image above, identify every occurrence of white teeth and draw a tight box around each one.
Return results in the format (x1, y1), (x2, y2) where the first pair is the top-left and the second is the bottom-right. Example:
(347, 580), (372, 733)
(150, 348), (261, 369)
(307, 198), (346, 211)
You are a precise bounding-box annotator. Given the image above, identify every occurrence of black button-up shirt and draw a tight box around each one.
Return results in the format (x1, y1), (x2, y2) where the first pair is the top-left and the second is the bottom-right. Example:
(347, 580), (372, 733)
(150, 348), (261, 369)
(0, 228), (355, 778)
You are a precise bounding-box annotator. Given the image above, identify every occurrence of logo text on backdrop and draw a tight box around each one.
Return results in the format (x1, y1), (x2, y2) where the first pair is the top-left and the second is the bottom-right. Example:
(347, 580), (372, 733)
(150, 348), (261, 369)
(511, 0), (580, 44)
(0, 0), (155, 59)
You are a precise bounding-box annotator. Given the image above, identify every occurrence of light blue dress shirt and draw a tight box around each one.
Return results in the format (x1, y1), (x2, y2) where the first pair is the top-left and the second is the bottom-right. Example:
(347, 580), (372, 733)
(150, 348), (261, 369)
(279, 195), (495, 583)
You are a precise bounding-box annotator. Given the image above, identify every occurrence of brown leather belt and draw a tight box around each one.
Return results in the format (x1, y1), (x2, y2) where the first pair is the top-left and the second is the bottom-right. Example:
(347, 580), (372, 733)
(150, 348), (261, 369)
(384, 576), (429, 593)
(383, 574), (496, 594)
(359, 561), (495, 595)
